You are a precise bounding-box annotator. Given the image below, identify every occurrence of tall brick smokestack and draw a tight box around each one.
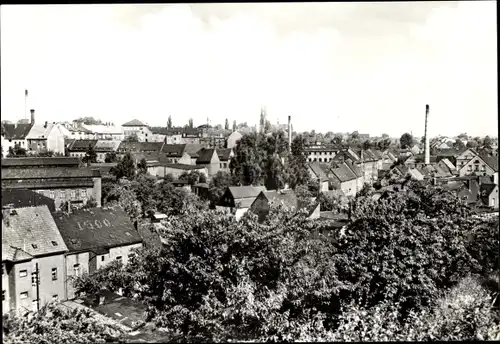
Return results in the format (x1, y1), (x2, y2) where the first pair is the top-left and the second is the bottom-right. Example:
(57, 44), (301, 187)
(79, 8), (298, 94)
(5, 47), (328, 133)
(288, 115), (292, 152)
(424, 104), (430, 165)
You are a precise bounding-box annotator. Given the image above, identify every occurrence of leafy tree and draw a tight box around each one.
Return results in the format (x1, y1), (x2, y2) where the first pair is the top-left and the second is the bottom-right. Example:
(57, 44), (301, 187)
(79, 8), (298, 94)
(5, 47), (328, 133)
(232, 120), (237, 132)
(286, 135), (313, 190)
(264, 120), (272, 134)
(453, 138), (466, 151)
(179, 171), (202, 185)
(188, 118), (194, 129)
(2, 302), (124, 343)
(209, 171), (234, 204)
(36, 150), (55, 157)
(110, 152), (136, 180)
(104, 151), (117, 163)
(400, 132), (413, 149)
(483, 135), (492, 148)
(317, 192), (348, 213)
(7, 144), (27, 157)
(124, 133), (139, 142)
(350, 131), (360, 142)
(82, 143), (97, 166)
(466, 140), (478, 149)
(164, 173), (174, 184)
(104, 179), (142, 222)
(331, 133), (343, 145)
(137, 158), (148, 174)
(225, 119), (229, 130)
(199, 172), (207, 184)
(74, 117), (103, 125)
(167, 115), (173, 129)
(131, 173), (159, 216)
(362, 140), (372, 150)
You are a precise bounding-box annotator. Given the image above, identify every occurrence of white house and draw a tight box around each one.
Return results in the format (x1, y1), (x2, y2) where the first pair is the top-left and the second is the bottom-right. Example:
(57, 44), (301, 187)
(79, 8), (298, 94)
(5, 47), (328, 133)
(26, 122), (66, 155)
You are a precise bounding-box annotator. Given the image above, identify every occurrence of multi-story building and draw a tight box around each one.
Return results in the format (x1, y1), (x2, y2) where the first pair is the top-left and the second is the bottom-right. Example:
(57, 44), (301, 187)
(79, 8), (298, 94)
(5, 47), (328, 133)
(26, 121), (66, 155)
(1, 160), (102, 211)
(116, 141), (164, 160)
(304, 145), (342, 163)
(82, 123), (124, 141)
(196, 148), (220, 177)
(165, 128), (183, 144)
(53, 206), (143, 300)
(2, 205), (69, 313)
(181, 128), (204, 144)
(67, 139), (98, 159)
(121, 119), (152, 142)
(217, 148), (234, 173)
(94, 140), (121, 162)
(1, 113), (34, 156)
(58, 122), (95, 140)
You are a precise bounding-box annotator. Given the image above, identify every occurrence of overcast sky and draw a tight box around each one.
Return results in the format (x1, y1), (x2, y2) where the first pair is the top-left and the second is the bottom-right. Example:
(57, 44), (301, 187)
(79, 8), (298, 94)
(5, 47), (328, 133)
(1, 2), (497, 137)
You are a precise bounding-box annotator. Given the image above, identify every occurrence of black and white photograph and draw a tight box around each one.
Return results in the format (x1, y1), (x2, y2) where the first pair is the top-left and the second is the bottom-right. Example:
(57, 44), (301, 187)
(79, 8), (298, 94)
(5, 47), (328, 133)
(1, 2), (498, 342)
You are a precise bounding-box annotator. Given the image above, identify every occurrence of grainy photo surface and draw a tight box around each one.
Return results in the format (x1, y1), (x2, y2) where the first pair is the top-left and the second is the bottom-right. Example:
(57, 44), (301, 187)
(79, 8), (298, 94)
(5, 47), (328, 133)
(1, 2), (498, 343)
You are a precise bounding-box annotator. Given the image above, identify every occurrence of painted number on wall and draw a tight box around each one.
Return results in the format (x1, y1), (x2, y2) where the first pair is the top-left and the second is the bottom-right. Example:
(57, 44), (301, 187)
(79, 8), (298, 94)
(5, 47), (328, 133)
(76, 219), (112, 230)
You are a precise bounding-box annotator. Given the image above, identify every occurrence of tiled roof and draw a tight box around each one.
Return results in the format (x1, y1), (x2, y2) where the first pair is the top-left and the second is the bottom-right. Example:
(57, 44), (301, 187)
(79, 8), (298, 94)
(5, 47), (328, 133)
(94, 140), (121, 152)
(1, 167), (99, 180)
(217, 148), (233, 161)
(2, 189), (56, 212)
(345, 161), (363, 178)
(480, 183), (497, 201)
(434, 164), (452, 177)
(309, 162), (329, 182)
(440, 158), (456, 171)
(26, 123), (57, 139)
(66, 125), (93, 134)
(117, 141), (163, 152)
(122, 119), (147, 127)
(2, 123), (34, 140)
(1, 157), (81, 168)
(68, 139), (98, 151)
(90, 163), (117, 176)
(163, 163), (207, 171)
(161, 144), (186, 157)
(185, 144), (204, 155)
(82, 124), (123, 134)
(479, 153), (498, 172)
(196, 148), (216, 164)
(52, 206), (142, 253)
(408, 168), (424, 180)
(149, 127), (169, 135)
(228, 186), (267, 200)
(331, 163), (357, 182)
(261, 190), (299, 209)
(2, 205), (68, 261)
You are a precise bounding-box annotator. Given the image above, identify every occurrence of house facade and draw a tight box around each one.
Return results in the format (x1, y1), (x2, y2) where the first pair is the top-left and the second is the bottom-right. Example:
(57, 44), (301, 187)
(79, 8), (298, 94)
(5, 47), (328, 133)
(67, 139), (98, 159)
(196, 148), (220, 176)
(53, 206), (143, 300)
(121, 119), (152, 142)
(216, 186), (267, 220)
(2, 205), (68, 313)
(26, 122), (66, 155)
(459, 155), (498, 177)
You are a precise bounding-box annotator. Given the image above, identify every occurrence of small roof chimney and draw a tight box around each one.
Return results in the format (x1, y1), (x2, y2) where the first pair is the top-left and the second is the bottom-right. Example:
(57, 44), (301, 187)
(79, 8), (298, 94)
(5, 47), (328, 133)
(30, 109), (35, 124)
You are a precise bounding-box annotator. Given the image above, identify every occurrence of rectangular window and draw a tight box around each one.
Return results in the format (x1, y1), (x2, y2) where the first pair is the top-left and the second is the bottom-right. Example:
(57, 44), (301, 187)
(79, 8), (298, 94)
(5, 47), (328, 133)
(20, 292), (28, 299)
(19, 270), (28, 278)
(467, 165), (472, 171)
(80, 189), (86, 198)
(70, 190), (76, 199)
(481, 165), (486, 172)
(31, 272), (38, 286)
(475, 165), (479, 171)
(51, 268), (57, 281)
(52, 295), (59, 302)
(2, 290), (5, 301)
(73, 264), (80, 276)
(49, 190), (55, 199)
(101, 256), (105, 262)
(116, 256), (122, 262)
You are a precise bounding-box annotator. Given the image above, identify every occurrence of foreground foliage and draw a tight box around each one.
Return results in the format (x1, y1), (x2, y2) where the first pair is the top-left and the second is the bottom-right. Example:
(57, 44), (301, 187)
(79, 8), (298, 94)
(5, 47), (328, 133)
(73, 181), (499, 342)
(2, 303), (123, 344)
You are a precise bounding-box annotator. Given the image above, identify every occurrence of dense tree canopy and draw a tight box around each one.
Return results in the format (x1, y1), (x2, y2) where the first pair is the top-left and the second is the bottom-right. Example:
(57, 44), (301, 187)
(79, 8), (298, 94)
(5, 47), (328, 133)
(110, 152), (136, 180)
(400, 132), (413, 149)
(124, 134), (139, 142)
(73, 180), (499, 342)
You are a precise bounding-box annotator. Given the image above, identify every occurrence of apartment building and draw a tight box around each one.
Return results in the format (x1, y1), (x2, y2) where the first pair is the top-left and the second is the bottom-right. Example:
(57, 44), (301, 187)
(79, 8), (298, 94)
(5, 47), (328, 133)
(2, 205), (68, 314)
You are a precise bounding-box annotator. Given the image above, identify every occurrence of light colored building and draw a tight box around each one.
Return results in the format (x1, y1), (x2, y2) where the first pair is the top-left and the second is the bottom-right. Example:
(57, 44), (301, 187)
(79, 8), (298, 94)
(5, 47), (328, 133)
(305, 146), (341, 163)
(26, 122), (68, 155)
(94, 140), (121, 162)
(196, 148), (220, 177)
(67, 139), (98, 159)
(2, 205), (69, 313)
(458, 154), (498, 178)
(82, 124), (124, 141)
(59, 122), (95, 140)
(121, 119), (152, 142)
(308, 162), (330, 192)
(53, 206), (143, 300)
(217, 148), (234, 173)
(1, 121), (33, 155)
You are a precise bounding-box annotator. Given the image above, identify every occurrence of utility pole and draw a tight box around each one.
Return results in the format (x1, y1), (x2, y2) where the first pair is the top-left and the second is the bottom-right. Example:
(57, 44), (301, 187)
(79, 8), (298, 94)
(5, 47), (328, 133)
(32, 262), (40, 312)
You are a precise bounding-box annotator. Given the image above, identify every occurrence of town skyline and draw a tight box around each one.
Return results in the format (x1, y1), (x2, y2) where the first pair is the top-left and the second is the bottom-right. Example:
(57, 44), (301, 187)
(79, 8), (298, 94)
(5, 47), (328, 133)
(1, 2), (497, 137)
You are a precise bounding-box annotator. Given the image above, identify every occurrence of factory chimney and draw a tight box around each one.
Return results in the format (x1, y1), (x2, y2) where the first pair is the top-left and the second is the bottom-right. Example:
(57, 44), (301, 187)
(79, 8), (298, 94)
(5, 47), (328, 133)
(288, 115), (292, 152)
(424, 104), (430, 165)
(30, 109), (35, 124)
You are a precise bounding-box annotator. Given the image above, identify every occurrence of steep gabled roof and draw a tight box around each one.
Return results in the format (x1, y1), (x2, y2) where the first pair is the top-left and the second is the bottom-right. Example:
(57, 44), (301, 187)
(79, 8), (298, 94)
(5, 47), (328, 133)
(161, 144), (186, 157)
(217, 148), (233, 161)
(228, 186), (267, 200)
(196, 148), (217, 164)
(1, 189), (56, 212)
(308, 162), (329, 182)
(345, 161), (363, 178)
(26, 123), (56, 139)
(2, 123), (34, 140)
(94, 140), (121, 152)
(479, 153), (499, 172)
(331, 163), (357, 182)
(68, 139), (98, 151)
(2, 205), (68, 261)
(52, 206), (142, 253)
(261, 190), (299, 209)
(118, 141), (164, 152)
(122, 119), (147, 127)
